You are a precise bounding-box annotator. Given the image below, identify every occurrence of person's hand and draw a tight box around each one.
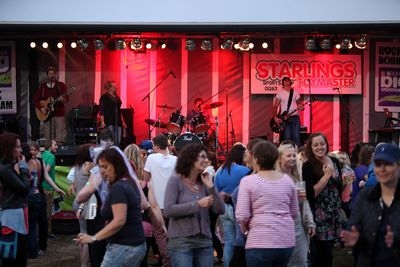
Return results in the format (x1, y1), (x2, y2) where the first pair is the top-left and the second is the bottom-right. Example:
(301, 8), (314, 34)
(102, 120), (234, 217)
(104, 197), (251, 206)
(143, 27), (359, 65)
(41, 107), (48, 114)
(340, 226), (359, 247)
(59, 96), (66, 103)
(198, 195), (214, 208)
(201, 171), (214, 189)
(220, 192), (231, 203)
(57, 189), (66, 196)
(76, 208), (83, 219)
(68, 184), (75, 196)
(359, 180), (366, 188)
(274, 116), (282, 124)
(82, 161), (96, 175)
(385, 225), (394, 248)
(322, 162), (334, 177)
(74, 233), (96, 245)
(298, 105), (305, 111)
(99, 121), (106, 129)
(309, 227), (316, 237)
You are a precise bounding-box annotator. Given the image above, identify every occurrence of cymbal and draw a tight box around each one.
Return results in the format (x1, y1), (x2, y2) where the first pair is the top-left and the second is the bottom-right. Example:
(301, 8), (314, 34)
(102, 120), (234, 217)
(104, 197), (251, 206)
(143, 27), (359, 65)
(144, 119), (167, 128)
(157, 104), (176, 110)
(203, 101), (223, 109)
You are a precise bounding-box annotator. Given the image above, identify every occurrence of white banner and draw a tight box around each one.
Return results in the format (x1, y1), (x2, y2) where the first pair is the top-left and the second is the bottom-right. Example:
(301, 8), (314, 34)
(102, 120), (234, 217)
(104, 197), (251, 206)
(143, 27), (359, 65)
(0, 41), (17, 114)
(251, 54), (362, 95)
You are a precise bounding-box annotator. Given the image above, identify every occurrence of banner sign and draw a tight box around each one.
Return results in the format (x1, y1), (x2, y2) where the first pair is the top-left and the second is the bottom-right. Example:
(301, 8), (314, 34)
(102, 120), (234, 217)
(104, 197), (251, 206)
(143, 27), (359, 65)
(251, 54), (362, 95)
(0, 41), (17, 114)
(375, 42), (400, 112)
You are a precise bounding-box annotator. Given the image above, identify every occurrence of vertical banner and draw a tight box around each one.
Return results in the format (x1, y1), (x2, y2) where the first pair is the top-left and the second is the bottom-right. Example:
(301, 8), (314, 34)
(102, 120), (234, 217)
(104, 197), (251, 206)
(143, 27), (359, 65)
(375, 42), (400, 112)
(250, 54), (362, 95)
(0, 41), (17, 114)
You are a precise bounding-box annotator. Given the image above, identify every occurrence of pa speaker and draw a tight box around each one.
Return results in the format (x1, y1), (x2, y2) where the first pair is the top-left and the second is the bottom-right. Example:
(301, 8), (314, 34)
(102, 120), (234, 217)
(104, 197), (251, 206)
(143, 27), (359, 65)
(56, 145), (77, 166)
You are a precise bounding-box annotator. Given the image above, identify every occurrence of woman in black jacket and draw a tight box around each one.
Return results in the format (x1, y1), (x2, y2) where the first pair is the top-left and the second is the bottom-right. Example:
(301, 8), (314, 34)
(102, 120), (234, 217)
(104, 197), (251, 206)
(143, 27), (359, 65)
(341, 143), (400, 267)
(0, 133), (30, 267)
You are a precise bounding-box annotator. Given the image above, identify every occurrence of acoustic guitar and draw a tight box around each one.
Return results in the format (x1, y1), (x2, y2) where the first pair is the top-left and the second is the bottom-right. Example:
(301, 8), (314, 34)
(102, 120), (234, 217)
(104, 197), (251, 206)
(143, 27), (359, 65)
(269, 98), (316, 133)
(35, 87), (76, 122)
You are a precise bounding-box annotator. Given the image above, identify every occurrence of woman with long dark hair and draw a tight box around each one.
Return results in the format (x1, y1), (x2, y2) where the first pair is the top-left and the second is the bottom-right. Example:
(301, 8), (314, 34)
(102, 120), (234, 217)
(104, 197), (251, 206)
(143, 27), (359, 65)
(0, 133), (30, 267)
(76, 148), (146, 267)
(302, 132), (345, 267)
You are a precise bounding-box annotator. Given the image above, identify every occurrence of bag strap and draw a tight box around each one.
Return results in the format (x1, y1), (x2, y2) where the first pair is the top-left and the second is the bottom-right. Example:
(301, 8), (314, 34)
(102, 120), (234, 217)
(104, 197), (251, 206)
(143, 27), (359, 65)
(286, 88), (294, 113)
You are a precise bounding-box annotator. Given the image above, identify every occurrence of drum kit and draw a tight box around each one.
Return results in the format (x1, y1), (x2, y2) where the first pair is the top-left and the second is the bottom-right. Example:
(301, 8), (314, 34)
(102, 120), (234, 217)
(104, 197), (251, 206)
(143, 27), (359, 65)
(144, 101), (224, 151)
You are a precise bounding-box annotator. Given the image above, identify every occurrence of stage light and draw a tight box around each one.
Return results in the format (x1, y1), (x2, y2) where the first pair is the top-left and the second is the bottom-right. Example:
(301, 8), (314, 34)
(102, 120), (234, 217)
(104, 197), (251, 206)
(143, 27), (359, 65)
(42, 42), (48, 49)
(338, 38), (352, 49)
(200, 39), (212, 51)
(145, 41), (152, 49)
(57, 42), (63, 49)
(262, 41), (269, 49)
(94, 39), (104, 50)
(220, 38), (234, 50)
(130, 38), (142, 50)
(236, 38), (253, 51)
(77, 39), (89, 51)
(160, 40), (167, 49)
(30, 42), (36, 48)
(305, 36), (316, 50)
(185, 39), (196, 51)
(320, 38), (331, 50)
(354, 34), (367, 49)
(71, 41), (77, 48)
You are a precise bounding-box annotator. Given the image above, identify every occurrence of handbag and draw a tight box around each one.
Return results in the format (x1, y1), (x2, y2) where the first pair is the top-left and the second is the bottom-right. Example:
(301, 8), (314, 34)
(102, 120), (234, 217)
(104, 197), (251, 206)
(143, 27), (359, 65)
(0, 226), (18, 259)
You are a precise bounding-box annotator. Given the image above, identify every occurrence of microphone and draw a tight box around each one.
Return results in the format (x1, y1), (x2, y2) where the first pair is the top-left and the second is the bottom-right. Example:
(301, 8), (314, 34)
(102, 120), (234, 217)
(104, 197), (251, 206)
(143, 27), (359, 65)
(228, 110), (233, 117)
(169, 68), (176, 78)
(332, 87), (340, 91)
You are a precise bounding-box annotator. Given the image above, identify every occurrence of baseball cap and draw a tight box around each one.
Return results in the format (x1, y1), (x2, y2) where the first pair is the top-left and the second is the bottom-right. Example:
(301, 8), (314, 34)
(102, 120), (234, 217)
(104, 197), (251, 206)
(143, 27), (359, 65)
(373, 143), (400, 164)
(139, 140), (153, 151)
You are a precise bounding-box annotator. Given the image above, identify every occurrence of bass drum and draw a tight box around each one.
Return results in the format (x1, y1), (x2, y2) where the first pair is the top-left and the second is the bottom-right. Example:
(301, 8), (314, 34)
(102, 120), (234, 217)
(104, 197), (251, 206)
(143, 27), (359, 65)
(173, 133), (202, 152)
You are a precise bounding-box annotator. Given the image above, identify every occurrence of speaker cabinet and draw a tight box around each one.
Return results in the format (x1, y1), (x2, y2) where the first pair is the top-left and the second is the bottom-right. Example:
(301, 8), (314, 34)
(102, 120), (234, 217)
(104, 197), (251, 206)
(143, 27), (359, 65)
(56, 145), (77, 166)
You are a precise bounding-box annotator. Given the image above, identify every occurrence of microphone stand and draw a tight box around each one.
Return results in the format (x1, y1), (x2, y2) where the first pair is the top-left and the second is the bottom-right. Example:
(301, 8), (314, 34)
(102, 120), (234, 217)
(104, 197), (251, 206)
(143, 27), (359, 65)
(229, 111), (236, 145)
(141, 70), (174, 139)
(337, 88), (354, 153)
(308, 79), (313, 133)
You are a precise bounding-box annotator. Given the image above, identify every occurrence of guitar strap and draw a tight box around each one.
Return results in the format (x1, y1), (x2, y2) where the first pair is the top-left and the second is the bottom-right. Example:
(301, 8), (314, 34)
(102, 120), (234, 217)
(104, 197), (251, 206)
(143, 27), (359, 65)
(286, 88), (294, 113)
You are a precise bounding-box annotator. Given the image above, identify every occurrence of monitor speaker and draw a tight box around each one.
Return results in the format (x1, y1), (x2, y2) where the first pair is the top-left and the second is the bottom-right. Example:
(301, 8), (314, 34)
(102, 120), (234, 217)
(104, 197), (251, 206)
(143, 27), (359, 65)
(56, 145), (77, 166)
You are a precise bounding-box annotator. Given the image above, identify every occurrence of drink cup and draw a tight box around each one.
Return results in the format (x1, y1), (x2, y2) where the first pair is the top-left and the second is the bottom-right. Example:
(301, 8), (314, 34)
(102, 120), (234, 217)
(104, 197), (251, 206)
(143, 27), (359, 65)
(295, 181), (306, 197)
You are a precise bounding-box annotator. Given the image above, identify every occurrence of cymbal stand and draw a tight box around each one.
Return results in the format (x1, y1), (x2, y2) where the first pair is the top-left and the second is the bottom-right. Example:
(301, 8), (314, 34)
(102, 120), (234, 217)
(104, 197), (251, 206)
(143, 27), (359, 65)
(150, 107), (167, 136)
(213, 116), (225, 158)
(229, 110), (236, 145)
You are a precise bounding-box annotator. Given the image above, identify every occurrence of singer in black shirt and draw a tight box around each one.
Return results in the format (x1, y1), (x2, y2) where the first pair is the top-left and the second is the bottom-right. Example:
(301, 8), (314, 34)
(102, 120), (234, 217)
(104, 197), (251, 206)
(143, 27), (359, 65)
(99, 81), (127, 145)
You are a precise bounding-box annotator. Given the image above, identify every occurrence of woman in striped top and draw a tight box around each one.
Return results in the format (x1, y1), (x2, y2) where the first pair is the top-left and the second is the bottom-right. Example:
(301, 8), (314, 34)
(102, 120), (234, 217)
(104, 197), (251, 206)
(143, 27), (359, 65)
(236, 140), (298, 267)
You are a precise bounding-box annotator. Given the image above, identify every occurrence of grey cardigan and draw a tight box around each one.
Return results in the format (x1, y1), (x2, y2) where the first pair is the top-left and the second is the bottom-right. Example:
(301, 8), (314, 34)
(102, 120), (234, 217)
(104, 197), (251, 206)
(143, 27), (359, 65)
(164, 174), (225, 239)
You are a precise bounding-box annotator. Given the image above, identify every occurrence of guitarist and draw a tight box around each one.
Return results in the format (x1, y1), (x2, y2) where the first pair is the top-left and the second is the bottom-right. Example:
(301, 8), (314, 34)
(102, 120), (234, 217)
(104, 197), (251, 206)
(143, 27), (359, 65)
(272, 76), (303, 146)
(33, 66), (69, 142)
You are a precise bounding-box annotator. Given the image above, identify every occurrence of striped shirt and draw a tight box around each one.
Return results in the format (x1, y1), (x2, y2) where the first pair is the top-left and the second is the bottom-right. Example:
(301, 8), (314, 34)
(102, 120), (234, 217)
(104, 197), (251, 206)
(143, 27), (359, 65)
(235, 173), (298, 249)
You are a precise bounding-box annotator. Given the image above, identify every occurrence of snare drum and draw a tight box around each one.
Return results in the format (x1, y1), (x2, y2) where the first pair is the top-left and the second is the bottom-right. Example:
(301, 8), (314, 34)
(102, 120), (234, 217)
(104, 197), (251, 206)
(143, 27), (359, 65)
(173, 133), (202, 151)
(167, 112), (185, 134)
(192, 113), (208, 134)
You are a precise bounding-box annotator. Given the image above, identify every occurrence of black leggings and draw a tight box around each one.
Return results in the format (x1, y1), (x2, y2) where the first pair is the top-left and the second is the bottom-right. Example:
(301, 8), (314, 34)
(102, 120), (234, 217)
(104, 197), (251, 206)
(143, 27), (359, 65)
(310, 239), (334, 267)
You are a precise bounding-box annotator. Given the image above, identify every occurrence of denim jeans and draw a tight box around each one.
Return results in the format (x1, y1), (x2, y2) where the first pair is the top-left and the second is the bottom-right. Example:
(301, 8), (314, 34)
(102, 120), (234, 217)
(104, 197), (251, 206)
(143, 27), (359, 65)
(220, 204), (236, 267)
(169, 246), (214, 267)
(246, 247), (294, 267)
(27, 193), (42, 258)
(101, 242), (146, 267)
(283, 115), (301, 147)
(107, 125), (122, 146)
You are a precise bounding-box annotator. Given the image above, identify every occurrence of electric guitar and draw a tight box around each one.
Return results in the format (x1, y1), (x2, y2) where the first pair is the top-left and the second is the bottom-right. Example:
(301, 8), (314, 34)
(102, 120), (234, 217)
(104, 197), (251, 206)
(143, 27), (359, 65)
(269, 98), (316, 133)
(35, 87), (76, 122)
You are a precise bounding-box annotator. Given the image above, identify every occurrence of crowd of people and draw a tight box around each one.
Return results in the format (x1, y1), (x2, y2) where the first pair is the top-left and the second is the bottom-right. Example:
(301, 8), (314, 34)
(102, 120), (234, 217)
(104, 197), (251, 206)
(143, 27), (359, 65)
(1, 128), (399, 267)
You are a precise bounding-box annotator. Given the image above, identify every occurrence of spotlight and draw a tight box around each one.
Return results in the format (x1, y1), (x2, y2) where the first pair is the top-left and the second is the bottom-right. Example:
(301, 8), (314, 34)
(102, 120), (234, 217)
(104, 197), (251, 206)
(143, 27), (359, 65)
(236, 38), (253, 51)
(94, 39), (104, 50)
(320, 38), (331, 50)
(160, 41), (167, 49)
(113, 39), (126, 50)
(339, 38), (353, 49)
(200, 39), (212, 51)
(262, 41), (269, 49)
(354, 34), (367, 49)
(145, 41), (152, 49)
(77, 39), (89, 51)
(57, 42), (63, 49)
(130, 38), (142, 50)
(42, 42), (48, 49)
(185, 39), (196, 51)
(30, 42), (36, 48)
(305, 36), (316, 50)
(71, 41), (77, 48)
(220, 38), (234, 50)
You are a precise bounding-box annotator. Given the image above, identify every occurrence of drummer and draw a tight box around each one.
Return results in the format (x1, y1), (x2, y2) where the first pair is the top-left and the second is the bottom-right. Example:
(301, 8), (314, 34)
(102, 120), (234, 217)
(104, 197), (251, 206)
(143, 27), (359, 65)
(187, 97), (206, 131)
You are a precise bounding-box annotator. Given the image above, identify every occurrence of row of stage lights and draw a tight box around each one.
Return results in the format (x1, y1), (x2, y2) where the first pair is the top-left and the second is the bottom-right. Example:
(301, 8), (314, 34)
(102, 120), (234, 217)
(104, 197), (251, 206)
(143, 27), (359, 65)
(304, 34), (368, 50)
(29, 37), (268, 51)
